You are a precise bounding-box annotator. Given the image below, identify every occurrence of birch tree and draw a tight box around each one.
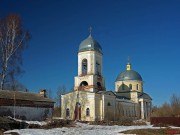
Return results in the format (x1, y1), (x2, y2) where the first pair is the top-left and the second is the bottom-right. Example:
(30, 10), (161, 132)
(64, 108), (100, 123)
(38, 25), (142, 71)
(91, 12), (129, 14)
(0, 14), (30, 90)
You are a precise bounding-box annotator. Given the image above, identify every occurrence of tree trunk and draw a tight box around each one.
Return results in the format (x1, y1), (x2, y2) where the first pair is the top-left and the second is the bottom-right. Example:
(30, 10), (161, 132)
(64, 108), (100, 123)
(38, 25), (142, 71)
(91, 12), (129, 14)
(0, 73), (5, 90)
(0, 60), (8, 90)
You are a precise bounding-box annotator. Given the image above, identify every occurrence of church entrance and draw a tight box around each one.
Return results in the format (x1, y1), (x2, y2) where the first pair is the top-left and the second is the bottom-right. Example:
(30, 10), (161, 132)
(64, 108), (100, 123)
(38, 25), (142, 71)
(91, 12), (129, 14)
(74, 102), (81, 120)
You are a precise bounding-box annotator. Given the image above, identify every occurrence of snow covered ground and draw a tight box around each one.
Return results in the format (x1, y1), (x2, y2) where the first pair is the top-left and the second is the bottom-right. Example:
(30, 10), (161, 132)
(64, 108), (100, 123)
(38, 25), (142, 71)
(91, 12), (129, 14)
(4, 122), (160, 135)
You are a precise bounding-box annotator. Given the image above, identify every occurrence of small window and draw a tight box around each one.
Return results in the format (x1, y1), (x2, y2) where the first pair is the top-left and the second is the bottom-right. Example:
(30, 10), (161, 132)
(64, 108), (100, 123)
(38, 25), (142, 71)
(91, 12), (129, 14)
(86, 108), (90, 116)
(66, 108), (70, 117)
(129, 84), (132, 90)
(82, 59), (87, 74)
(96, 62), (100, 75)
(107, 102), (111, 106)
(136, 84), (138, 90)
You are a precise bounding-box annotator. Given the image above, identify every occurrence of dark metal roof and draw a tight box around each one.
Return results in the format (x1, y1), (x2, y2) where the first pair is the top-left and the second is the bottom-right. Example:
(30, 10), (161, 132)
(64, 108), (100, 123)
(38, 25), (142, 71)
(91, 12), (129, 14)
(79, 35), (102, 53)
(138, 93), (152, 100)
(0, 90), (54, 103)
(96, 91), (116, 96)
(116, 70), (143, 81)
(116, 95), (130, 100)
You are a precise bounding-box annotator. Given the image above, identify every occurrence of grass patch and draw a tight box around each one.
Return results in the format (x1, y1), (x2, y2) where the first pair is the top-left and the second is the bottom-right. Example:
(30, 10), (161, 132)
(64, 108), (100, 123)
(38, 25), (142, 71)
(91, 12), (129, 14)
(121, 128), (180, 135)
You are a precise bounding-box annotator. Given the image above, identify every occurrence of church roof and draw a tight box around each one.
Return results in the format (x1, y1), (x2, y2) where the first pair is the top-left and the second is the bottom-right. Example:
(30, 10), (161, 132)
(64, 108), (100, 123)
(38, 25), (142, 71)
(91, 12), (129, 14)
(116, 95), (130, 100)
(96, 91), (116, 96)
(79, 35), (102, 53)
(138, 93), (152, 100)
(0, 90), (54, 103)
(116, 70), (143, 81)
(116, 62), (143, 82)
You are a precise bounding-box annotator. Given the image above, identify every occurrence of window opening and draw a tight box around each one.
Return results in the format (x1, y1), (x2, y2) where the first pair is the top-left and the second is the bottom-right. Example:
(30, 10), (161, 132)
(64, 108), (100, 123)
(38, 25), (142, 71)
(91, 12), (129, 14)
(66, 108), (70, 117)
(86, 108), (90, 116)
(129, 84), (132, 90)
(82, 59), (87, 74)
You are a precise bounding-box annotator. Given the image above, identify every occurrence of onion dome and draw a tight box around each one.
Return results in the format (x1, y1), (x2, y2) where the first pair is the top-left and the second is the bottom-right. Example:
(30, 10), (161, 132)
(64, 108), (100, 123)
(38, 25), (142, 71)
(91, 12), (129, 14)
(79, 35), (102, 53)
(116, 62), (143, 81)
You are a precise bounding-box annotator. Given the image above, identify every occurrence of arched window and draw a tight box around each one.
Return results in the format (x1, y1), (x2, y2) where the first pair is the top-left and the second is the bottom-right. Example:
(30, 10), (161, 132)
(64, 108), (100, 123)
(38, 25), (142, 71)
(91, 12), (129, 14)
(136, 84), (138, 90)
(66, 108), (70, 117)
(97, 82), (101, 87)
(129, 84), (132, 90)
(80, 81), (88, 86)
(107, 102), (111, 106)
(96, 62), (101, 75)
(86, 108), (90, 116)
(97, 82), (102, 90)
(82, 59), (87, 75)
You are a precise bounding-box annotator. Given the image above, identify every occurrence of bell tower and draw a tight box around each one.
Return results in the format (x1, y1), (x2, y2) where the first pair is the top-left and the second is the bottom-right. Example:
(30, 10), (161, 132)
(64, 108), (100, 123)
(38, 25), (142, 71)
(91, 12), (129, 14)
(74, 30), (105, 92)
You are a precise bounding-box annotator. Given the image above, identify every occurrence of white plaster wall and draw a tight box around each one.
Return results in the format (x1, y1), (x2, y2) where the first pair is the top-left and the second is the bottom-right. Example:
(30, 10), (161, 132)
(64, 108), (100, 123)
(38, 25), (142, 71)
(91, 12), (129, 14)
(74, 75), (94, 88)
(0, 106), (53, 121)
(103, 95), (116, 121)
(61, 91), (96, 121)
(78, 51), (102, 76)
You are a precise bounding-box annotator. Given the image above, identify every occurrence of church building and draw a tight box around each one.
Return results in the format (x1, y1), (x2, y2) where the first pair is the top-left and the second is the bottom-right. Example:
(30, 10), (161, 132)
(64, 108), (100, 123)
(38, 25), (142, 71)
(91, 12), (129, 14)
(61, 32), (152, 121)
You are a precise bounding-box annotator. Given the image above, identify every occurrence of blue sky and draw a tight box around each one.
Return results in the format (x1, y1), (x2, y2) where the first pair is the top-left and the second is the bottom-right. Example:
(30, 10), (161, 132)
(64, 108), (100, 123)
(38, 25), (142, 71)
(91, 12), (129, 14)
(1, 0), (180, 106)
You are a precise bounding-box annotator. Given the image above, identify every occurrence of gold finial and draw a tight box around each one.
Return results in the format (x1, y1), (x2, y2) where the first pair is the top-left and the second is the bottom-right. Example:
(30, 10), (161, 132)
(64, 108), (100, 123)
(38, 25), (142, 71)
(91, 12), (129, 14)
(126, 56), (131, 70)
(88, 26), (92, 36)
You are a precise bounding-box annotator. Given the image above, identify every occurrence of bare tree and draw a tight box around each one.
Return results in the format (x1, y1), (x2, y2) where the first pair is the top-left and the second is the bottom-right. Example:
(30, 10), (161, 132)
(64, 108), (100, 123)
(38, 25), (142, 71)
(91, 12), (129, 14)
(5, 80), (27, 92)
(151, 94), (180, 117)
(7, 58), (24, 90)
(171, 94), (180, 117)
(0, 14), (30, 90)
(56, 85), (66, 107)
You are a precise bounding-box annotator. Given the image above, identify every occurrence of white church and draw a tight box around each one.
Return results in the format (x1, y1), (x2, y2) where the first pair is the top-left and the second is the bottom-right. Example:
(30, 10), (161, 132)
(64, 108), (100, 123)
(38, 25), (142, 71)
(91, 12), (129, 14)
(61, 32), (152, 121)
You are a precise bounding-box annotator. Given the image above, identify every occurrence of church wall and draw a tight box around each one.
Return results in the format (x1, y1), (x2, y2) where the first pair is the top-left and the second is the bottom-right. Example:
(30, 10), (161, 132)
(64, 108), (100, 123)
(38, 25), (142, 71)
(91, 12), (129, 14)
(61, 92), (76, 120)
(115, 81), (143, 92)
(95, 52), (103, 75)
(94, 94), (102, 121)
(0, 106), (53, 121)
(61, 91), (97, 121)
(115, 99), (139, 119)
(130, 92), (138, 103)
(103, 95), (116, 121)
(116, 92), (131, 99)
(74, 75), (94, 90)
(78, 51), (102, 76)
(74, 74), (105, 92)
(80, 93), (95, 121)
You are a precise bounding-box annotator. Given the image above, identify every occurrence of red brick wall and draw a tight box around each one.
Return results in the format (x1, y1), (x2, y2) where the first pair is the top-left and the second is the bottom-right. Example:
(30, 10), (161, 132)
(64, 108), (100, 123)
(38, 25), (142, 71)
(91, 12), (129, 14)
(151, 117), (180, 127)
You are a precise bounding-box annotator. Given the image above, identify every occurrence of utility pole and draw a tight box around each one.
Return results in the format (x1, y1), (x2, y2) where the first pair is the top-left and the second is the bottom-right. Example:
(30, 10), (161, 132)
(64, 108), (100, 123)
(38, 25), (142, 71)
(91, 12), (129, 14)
(13, 91), (16, 119)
